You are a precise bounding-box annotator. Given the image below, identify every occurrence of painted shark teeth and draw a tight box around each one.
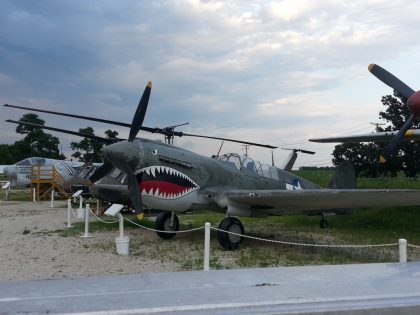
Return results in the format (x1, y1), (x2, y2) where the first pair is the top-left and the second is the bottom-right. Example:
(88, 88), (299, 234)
(136, 166), (199, 200)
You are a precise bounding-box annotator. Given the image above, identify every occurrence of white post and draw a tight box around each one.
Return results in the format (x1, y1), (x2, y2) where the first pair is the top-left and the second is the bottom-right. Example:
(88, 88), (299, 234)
(77, 195), (84, 219)
(115, 212), (129, 255)
(66, 199), (72, 228)
(80, 204), (93, 238)
(118, 213), (124, 238)
(204, 222), (211, 271)
(399, 238), (407, 263)
(50, 189), (54, 208)
(96, 199), (100, 215)
(79, 196), (83, 209)
(33, 188), (36, 202)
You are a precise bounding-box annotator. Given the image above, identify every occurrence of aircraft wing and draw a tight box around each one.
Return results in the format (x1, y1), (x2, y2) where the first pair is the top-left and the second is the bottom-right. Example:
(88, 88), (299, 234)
(309, 129), (420, 143)
(224, 189), (420, 214)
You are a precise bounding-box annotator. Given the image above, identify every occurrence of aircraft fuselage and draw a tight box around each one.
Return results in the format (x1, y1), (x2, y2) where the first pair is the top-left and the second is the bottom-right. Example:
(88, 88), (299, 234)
(92, 138), (319, 215)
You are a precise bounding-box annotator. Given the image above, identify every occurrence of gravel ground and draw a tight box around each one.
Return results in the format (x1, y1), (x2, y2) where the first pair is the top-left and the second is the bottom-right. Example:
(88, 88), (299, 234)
(0, 200), (183, 281)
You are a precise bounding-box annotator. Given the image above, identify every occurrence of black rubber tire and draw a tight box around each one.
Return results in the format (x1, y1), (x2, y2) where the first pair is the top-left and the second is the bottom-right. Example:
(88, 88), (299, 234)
(155, 211), (179, 239)
(217, 217), (244, 250)
(320, 218), (328, 229)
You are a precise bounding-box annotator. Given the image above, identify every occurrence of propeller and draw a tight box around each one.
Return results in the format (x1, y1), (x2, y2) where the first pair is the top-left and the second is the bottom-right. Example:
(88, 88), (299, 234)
(91, 81), (152, 219)
(368, 64), (420, 163)
(88, 162), (114, 183)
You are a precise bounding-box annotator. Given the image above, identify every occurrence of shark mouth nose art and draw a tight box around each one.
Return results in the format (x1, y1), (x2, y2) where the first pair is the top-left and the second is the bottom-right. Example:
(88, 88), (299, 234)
(136, 166), (199, 200)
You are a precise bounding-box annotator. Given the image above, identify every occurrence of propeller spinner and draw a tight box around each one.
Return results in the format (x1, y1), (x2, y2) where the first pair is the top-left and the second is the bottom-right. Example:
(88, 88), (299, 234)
(368, 64), (420, 163)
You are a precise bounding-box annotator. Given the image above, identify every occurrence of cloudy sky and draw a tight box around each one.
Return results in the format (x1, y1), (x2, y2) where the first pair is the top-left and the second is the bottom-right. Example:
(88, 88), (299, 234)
(1, 0), (420, 168)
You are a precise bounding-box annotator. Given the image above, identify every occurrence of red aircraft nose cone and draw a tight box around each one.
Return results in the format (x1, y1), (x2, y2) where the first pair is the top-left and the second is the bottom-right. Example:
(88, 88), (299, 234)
(407, 90), (420, 118)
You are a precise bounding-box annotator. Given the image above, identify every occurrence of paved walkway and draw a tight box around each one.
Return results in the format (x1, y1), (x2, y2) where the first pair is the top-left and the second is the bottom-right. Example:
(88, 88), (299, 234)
(2, 262), (420, 314)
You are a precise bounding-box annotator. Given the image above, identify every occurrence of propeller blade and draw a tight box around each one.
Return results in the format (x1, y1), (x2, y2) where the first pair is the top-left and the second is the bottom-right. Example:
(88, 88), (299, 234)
(128, 81), (152, 142)
(127, 168), (143, 219)
(89, 161), (114, 183)
(380, 114), (415, 163)
(368, 64), (415, 99)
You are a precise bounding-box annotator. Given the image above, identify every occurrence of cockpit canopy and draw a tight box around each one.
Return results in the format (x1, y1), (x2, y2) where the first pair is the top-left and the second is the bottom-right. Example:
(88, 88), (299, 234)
(218, 153), (279, 180)
(16, 157), (46, 166)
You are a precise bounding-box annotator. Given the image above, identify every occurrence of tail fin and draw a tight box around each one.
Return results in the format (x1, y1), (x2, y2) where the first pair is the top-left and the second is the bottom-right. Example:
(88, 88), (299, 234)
(328, 161), (356, 189)
(283, 151), (298, 172)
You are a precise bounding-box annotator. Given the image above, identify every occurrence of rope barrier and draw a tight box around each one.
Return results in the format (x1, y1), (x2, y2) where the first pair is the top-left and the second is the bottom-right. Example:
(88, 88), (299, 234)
(68, 203), (78, 219)
(89, 208), (119, 224)
(210, 226), (398, 249)
(67, 202), (420, 251)
(123, 217), (204, 234)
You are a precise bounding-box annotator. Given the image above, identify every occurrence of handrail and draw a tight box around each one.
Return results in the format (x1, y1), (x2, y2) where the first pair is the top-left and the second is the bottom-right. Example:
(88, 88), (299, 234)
(31, 165), (69, 200)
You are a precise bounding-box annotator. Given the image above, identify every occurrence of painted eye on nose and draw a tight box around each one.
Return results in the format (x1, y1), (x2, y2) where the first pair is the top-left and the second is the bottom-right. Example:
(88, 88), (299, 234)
(152, 149), (158, 155)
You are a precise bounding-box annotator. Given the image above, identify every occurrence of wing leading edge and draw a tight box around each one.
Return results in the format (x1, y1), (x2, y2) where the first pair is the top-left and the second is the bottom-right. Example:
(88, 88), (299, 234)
(225, 189), (420, 215)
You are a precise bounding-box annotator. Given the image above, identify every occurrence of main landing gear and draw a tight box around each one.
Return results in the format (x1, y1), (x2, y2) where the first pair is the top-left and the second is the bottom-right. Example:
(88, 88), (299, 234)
(217, 217), (244, 250)
(155, 211), (179, 239)
(320, 215), (328, 229)
(154, 211), (245, 250)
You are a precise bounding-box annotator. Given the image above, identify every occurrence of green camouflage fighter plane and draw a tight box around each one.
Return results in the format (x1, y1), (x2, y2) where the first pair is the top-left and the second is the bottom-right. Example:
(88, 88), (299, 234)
(7, 81), (420, 250)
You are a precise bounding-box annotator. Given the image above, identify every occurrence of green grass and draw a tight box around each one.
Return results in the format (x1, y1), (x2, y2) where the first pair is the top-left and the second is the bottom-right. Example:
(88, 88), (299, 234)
(5, 169), (420, 268)
(294, 169), (420, 189)
(293, 169), (335, 187)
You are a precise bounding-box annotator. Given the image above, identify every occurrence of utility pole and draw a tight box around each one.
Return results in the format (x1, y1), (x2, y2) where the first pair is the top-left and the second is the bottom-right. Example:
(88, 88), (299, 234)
(242, 144), (251, 156)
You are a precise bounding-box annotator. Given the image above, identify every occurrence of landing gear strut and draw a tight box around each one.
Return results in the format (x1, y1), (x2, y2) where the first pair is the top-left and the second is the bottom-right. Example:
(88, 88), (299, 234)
(217, 217), (244, 250)
(320, 215), (328, 229)
(155, 211), (179, 239)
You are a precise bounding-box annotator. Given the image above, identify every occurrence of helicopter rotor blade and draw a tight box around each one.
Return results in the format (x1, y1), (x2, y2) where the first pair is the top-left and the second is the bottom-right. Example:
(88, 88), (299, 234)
(5, 102), (276, 149)
(5, 119), (117, 144)
(281, 148), (315, 155)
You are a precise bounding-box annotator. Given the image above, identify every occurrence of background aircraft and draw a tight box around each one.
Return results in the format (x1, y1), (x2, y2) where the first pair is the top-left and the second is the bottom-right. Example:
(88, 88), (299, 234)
(6, 81), (420, 250)
(310, 63), (420, 153)
(3, 157), (85, 188)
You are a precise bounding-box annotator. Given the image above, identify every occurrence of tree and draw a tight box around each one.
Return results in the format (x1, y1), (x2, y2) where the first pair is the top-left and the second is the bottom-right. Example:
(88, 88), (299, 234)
(70, 128), (118, 163)
(15, 113), (45, 134)
(0, 144), (15, 164)
(332, 91), (419, 177)
(11, 114), (65, 161)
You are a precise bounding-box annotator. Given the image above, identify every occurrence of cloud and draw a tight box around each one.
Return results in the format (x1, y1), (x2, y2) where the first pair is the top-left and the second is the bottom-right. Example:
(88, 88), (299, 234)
(1, 0), (420, 166)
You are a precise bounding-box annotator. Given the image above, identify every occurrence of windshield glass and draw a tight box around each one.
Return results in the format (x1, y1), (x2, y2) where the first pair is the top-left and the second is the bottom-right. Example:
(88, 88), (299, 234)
(16, 158), (32, 166)
(218, 153), (279, 180)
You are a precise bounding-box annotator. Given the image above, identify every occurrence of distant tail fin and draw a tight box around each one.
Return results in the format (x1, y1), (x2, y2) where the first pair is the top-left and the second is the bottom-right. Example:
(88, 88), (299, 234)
(283, 151), (298, 172)
(328, 161), (356, 189)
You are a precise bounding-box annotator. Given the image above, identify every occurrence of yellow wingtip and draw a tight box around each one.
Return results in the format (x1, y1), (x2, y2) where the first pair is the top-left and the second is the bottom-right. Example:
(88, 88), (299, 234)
(368, 64), (375, 72)
(147, 81), (152, 88)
